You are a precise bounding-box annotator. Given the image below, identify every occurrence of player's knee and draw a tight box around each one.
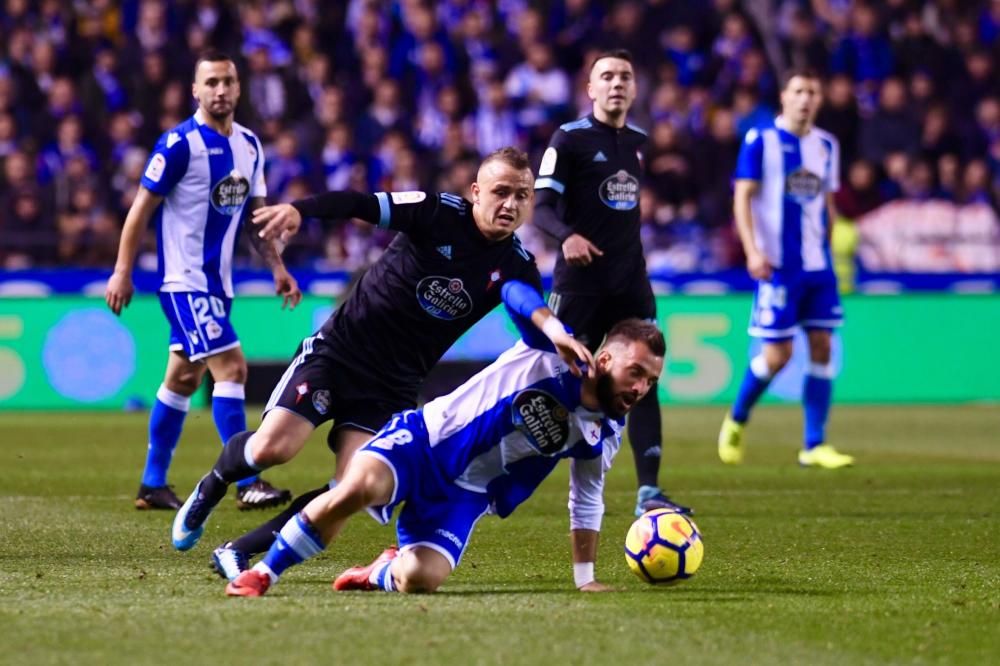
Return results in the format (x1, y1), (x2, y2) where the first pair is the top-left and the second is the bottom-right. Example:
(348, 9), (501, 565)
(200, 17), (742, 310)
(808, 336), (832, 363)
(213, 358), (247, 384)
(393, 558), (446, 594)
(249, 431), (298, 466)
(165, 372), (200, 396)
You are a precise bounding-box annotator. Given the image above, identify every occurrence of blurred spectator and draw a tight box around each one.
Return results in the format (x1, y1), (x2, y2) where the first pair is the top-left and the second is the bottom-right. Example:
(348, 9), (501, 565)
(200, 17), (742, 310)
(816, 75), (860, 169)
(835, 159), (886, 219)
(357, 78), (410, 148)
(859, 77), (920, 163)
(0, 111), (17, 157)
(665, 24), (707, 89)
(474, 78), (521, 156)
(266, 130), (310, 199)
(781, 8), (829, 75)
(692, 107), (740, 228)
(1, 186), (56, 268)
(504, 42), (570, 136)
(831, 4), (894, 85)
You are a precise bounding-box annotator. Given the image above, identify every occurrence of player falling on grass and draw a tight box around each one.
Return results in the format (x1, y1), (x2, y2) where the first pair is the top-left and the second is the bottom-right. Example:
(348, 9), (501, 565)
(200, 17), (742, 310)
(718, 68), (854, 469)
(225, 318), (664, 597)
(172, 148), (581, 576)
(533, 48), (689, 516)
(106, 51), (300, 512)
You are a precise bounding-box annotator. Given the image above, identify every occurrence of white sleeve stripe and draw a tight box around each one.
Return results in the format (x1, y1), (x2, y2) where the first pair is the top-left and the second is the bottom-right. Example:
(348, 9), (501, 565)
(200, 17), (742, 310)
(375, 192), (391, 228)
(534, 177), (565, 193)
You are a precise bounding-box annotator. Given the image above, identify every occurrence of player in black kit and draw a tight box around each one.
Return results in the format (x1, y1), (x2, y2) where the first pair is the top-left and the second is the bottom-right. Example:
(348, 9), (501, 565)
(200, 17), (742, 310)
(533, 50), (691, 517)
(170, 148), (594, 571)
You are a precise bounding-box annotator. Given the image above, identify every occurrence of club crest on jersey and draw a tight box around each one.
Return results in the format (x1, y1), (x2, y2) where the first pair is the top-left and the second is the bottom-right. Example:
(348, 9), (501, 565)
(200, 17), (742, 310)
(785, 168), (823, 202)
(205, 320), (223, 341)
(210, 169), (250, 215)
(415, 276), (473, 320)
(512, 389), (570, 455)
(599, 169), (639, 210)
(312, 389), (331, 415)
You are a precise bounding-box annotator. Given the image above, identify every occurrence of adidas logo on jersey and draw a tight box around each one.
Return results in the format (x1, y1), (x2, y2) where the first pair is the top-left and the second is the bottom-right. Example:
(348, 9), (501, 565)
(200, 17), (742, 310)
(593, 151), (608, 162)
(436, 245), (453, 259)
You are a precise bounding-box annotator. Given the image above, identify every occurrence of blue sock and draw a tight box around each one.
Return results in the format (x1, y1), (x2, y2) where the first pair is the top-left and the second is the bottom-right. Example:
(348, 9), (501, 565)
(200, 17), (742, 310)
(369, 560), (397, 592)
(213, 382), (256, 488)
(141, 385), (190, 487)
(731, 355), (773, 423)
(259, 512), (325, 581)
(803, 363), (833, 449)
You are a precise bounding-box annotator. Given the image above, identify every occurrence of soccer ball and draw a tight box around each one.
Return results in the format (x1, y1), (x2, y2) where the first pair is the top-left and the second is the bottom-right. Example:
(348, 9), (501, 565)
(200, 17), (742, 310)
(624, 509), (703, 584)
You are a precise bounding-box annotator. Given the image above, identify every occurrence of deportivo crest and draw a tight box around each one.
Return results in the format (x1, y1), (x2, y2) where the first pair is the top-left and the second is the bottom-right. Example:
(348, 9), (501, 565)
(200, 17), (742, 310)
(599, 169), (639, 210)
(512, 389), (570, 455)
(785, 168), (823, 202)
(210, 169), (250, 215)
(416, 276), (473, 320)
(205, 320), (223, 341)
(312, 389), (331, 415)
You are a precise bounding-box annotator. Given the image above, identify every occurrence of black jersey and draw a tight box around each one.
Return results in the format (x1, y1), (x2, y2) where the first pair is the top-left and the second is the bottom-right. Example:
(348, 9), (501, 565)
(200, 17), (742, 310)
(534, 114), (648, 293)
(303, 191), (541, 402)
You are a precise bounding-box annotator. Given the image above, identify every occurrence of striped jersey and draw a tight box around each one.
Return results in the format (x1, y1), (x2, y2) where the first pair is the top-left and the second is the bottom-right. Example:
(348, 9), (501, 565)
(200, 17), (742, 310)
(734, 117), (840, 272)
(421, 340), (622, 523)
(140, 109), (266, 297)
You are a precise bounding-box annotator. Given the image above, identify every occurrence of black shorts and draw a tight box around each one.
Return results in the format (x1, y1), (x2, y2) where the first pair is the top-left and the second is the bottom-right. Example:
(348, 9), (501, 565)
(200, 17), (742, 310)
(547, 278), (656, 351)
(264, 333), (416, 443)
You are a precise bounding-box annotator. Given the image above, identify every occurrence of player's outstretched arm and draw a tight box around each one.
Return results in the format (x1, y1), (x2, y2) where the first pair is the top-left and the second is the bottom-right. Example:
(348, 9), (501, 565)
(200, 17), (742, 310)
(250, 201), (302, 243)
(568, 440), (618, 591)
(245, 197), (302, 310)
(106, 185), (163, 315)
(253, 190), (385, 242)
(571, 529), (612, 592)
(500, 280), (594, 376)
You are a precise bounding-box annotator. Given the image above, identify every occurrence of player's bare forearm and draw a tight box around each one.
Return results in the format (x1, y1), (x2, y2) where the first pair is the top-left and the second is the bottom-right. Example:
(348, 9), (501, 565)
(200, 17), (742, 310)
(245, 197), (285, 270)
(734, 179), (772, 279)
(732, 179), (760, 257)
(114, 186), (162, 274)
(107, 186), (162, 314)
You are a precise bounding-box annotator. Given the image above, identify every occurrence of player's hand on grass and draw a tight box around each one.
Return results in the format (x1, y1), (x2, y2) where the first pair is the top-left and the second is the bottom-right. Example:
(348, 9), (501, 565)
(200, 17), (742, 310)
(578, 581), (614, 592)
(105, 271), (134, 315)
(274, 268), (302, 310)
(746, 249), (773, 281)
(253, 203), (302, 243)
(551, 331), (595, 379)
(562, 233), (604, 266)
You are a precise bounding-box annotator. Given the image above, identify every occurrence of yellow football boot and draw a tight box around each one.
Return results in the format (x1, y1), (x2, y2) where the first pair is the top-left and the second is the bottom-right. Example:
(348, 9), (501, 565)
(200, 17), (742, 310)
(717, 414), (745, 464)
(798, 444), (855, 469)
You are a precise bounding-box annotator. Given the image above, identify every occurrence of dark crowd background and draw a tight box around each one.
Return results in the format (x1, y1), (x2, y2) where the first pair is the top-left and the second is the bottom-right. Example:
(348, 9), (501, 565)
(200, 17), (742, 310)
(1, 0), (998, 276)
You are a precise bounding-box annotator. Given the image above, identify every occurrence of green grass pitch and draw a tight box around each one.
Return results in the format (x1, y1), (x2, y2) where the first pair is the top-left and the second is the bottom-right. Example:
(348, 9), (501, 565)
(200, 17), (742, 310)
(1, 405), (997, 665)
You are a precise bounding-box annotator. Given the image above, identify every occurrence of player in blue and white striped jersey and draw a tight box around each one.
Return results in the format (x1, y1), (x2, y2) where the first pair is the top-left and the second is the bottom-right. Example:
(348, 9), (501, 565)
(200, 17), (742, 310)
(106, 52), (301, 512)
(224, 315), (665, 597)
(719, 68), (854, 469)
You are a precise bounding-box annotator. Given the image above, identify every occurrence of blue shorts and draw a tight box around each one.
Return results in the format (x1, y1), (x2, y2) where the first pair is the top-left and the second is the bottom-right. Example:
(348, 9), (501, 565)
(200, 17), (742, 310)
(158, 291), (240, 361)
(748, 270), (843, 341)
(358, 410), (492, 570)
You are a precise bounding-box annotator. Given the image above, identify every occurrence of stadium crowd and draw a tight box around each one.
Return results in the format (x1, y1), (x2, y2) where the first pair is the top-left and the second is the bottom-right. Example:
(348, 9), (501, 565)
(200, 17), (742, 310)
(0, 0), (998, 275)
